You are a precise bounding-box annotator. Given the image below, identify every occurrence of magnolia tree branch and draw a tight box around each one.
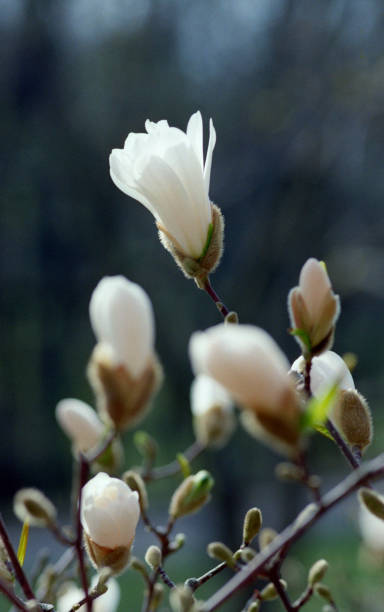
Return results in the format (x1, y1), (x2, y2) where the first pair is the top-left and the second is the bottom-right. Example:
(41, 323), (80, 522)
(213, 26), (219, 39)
(0, 576), (29, 611)
(75, 455), (91, 612)
(202, 277), (230, 318)
(201, 452), (384, 611)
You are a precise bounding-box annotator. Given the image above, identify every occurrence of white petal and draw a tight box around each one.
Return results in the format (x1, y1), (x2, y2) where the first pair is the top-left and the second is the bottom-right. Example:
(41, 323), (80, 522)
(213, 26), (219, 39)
(204, 118), (216, 193)
(299, 258), (331, 323)
(186, 111), (204, 169)
(109, 150), (157, 216)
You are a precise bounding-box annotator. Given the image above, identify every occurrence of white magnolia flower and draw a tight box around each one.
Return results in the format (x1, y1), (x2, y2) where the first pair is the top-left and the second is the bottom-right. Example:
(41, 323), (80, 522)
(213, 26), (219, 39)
(288, 258), (340, 354)
(81, 472), (140, 550)
(190, 374), (235, 447)
(56, 576), (120, 612)
(190, 324), (293, 410)
(56, 398), (104, 452)
(291, 351), (355, 397)
(109, 111), (216, 259)
(89, 275), (154, 378)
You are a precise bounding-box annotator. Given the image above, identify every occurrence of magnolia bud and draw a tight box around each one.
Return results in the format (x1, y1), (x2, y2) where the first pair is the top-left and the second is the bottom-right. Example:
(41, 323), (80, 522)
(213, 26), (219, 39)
(81, 473), (140, 574)
(169, 585), (197, 612)
(56, 398), (104, 454)
(291, 351), (355, 397)
(243, 508), (263, 545)
(314, 583), (333, 603)
(169, 471), (214, 519)
(122, 471), (148, 510)
(88, 276), (162, 431)
(151, 583), (164, 609)
(288, 258), (340, 356)
(248, 602), (261, 612)
(14, 489), (56, 528)
(259, 528), (277, 550)
(260, 580), (287, 601)
(275, 462), (305, 482)
(308, 559), (329, 586)
(190, 324), (301, 454)
(145, 545), (162, 569)
(207, 542), (235, 568)
(332, 390), (372, 452)
(237, 547), (256, 562)
(359, 488), (384, 521)
(190, 375), (235, 448)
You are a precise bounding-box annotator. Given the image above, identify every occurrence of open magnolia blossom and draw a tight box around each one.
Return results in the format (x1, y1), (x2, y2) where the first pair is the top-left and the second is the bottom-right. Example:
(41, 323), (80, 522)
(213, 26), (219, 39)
(81, 472), (140, 573)
(56, 398), (104, 453)
(190, 374), (235, 447)
(291, 351), (355, 397)
(109, 112), (223, 279)
(288, 258), (340, 355)
(56, 576), (120, 612)
(89, 275), (154, 379)
(189, 324), (301, 452)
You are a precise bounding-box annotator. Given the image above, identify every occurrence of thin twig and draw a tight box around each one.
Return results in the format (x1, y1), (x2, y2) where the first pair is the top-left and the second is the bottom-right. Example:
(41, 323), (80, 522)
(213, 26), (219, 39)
(187, 562), (227, 592)
(75, 455), (91, 612)
(158, 565), (176, 589)
(0, 514), (35, 601)
(293, 584), (313, 610)
(202, 277), (230, 318)
(201, 452), (384, 611)
(326, 419), (361, 470)
(142, 440), (205, 482)
(269, 568), (294, 611)
(0, 576), (28, 611)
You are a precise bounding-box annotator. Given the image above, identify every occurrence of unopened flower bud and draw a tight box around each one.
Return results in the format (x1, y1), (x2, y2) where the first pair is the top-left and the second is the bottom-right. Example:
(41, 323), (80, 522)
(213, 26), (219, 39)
(207, 542), (235, 568)
(169, 533), (186, 552)
(88, 277), (162, 431)
(332, 390), (372, 452)
(190, 324), (301, 454)
(314, 583), (333, 603)
(288, 258), (340, 356)
(56, 398), (104, 454)
(169, 470), (214, 519)
(130, 557), (148, 577)
(169, 585), (197, 612)
(243, 508), (263, 545)
(190, 375), (235, 448)
(14, 489), (56, 528)
(308, 559), (329, 586)
(225, 311), (238, 324)
(260, 580), (287, 601)
(248, 602), (261, 612)
(81, 473), (140, 574)
(359, 488), (384, 521)
(275, 462), (305, 482)
(145, 546), (162, 569)
(122, 470), (148, 510)
(259, 528), (277, 550)
(237, 547), (256, 563)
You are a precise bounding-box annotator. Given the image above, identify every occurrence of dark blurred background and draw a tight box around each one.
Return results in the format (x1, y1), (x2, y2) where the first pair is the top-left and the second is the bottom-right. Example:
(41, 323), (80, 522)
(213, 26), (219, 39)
(1, 0), (384, 609)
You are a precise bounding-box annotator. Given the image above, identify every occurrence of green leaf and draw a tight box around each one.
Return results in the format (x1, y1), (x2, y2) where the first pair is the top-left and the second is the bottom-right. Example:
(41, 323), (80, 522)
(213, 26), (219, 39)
(313, 423), (335, 441)
(300, 384), (339, 432)
(290, 328), (312, 353)
(176, 453), (191, 479)
(17, 521), (29, 567)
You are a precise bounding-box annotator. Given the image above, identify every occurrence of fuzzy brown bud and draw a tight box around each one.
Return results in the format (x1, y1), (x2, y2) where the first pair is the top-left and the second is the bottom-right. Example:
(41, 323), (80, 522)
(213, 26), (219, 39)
(332, 390), (372, 452)
(207, 542), (236, 568)
(122, 470), (148, 510)
(359, 488), (384, 520)
(14, 489), (56, 528)
(243, 508), (263, 545)
(145, 545), (162, 569)
(169, 471), (214, 519)
(308, 559), (329, 586)
(314, 583), (333, 603)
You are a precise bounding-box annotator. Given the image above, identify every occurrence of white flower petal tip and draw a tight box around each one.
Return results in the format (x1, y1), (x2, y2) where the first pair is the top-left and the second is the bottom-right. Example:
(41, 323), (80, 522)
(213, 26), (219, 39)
(189, 324), (301, 453)
(56, 398), (104, 453)
(288, 258), (340, 356)
(89, 275), (154, 378)
(109, 113), (224, 279)
(81, 473), (140, 573)
(291, 351), (355, 397)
